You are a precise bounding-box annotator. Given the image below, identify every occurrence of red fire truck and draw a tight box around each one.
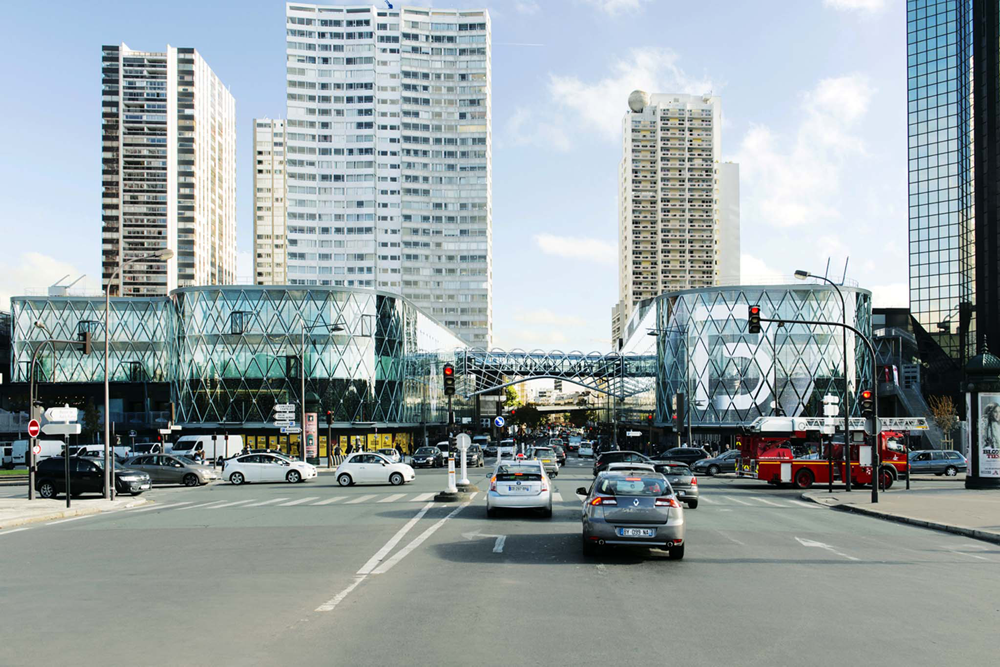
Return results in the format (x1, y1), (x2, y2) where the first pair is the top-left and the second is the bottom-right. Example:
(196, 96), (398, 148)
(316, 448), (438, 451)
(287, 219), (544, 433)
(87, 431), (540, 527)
(736, 417), (928, 490)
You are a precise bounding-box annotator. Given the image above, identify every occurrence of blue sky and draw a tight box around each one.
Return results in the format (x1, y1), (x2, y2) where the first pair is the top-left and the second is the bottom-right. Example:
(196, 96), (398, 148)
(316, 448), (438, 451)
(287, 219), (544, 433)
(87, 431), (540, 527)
(0, 0), (906, 350)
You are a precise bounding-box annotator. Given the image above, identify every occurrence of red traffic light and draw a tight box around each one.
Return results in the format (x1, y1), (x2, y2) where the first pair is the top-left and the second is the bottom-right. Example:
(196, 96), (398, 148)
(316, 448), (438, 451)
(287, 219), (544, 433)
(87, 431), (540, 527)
(647, 414), (653, 421)
(749, 306), (760, 315)
(860, 390), (872, 400)
(443, 365), (454, 376)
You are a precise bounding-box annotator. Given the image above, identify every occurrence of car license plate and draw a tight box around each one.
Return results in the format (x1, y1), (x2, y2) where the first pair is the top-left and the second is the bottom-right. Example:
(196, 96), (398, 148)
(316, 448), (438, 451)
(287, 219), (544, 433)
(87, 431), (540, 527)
(507, 485), (531, 492)
(617, 527), (654, 538)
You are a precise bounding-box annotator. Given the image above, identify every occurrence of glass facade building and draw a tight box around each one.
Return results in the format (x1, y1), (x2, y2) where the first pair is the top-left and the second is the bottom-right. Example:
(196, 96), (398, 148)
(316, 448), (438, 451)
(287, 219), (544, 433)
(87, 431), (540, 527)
(906, 0), (975, 361)
(9, 287), (469, 429)
(624, 284), (873, 428)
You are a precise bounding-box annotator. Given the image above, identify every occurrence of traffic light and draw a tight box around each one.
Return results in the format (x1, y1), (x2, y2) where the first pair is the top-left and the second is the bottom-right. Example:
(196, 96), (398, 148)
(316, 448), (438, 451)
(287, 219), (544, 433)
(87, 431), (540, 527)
(325, 410), (333, 427)
(443, 363), (455, 396)
(859, 389), (874, 417)
(748, 306), (761, 334)
(77, 331), (92, 355)
(647, 414), (653, 423)
(510, 408), (517, 417)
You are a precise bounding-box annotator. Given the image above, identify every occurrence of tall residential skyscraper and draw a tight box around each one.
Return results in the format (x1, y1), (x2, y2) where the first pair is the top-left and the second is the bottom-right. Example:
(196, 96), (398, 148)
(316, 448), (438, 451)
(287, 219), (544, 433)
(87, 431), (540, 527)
(284, 3), (492, 346)
(253, 118), (288, 284)
(101, 43), (236, 297)
(612, 91), (739, 345)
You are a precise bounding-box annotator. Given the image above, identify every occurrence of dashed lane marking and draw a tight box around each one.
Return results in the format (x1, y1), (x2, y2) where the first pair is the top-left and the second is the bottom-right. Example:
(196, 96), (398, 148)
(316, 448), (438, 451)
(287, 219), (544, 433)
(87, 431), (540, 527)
(278, 497), (319, 507)
(492, 536), (506, 553)
(346, 494), (376, 505)
(724, 496), (753, 506)
(244, 498), (289, 507)
(356, 502), (435, 576)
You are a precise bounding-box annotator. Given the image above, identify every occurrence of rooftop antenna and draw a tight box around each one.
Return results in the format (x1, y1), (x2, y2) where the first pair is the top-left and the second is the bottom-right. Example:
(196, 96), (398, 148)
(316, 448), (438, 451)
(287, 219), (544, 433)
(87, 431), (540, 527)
(840, 257), (850, 286)
(823, 258), (831, 281)
(48, 275), (86, 297)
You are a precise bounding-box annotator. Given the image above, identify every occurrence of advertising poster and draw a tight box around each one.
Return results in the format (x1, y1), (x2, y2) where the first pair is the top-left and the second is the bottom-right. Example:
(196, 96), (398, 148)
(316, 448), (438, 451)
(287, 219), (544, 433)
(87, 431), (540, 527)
(305, 412), (318, 457)
(977, 393), (1000, 477)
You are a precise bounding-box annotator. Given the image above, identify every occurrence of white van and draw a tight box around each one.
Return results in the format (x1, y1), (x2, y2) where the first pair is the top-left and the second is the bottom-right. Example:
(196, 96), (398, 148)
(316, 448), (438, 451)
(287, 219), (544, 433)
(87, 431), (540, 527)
(498, 439), (516, 458)
(11, 439), (66, 465)
(167, 435), (243, 462)
(2, 443), (13, 469)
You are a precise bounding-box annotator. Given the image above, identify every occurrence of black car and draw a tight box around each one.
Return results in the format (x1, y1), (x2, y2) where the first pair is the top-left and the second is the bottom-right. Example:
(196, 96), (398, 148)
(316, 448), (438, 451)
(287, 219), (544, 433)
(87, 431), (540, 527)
(35, 456), (151, 499)
(593, 450), (652, 476)
(463, 445), (485, 468)
(484, 443), (498, 457)
(551, 445), (567, 466)
(657, 447), (711, 466)
(412, 446), (445, 468)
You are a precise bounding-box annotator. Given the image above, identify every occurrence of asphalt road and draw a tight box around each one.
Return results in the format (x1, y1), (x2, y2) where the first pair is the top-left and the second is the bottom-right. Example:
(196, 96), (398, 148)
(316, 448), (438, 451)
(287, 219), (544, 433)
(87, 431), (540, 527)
(1, 457), (997, 667)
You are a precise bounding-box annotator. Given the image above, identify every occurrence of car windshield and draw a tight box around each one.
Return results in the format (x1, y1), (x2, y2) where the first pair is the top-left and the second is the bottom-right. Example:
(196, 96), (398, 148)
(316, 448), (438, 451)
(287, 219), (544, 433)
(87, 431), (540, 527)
(175, 456), (199, 465)
(533, 448), (554, 457)
(659, 465), (692, 476)
(171, 442), (194, 451)
(415, 447), (437, 456)
(596, 476), (668, 496)
(495, 465), (542, 481)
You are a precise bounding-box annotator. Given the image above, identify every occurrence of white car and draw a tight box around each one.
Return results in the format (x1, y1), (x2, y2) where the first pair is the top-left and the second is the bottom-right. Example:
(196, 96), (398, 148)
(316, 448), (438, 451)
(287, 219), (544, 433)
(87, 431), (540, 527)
(486, 460), (552, 518)
(335, 452), (416, 486)
(579, 441), (594, 458)
(497, 439), (517, 458)
(225, 454), (317, 485)
(377, 447), (402, 463)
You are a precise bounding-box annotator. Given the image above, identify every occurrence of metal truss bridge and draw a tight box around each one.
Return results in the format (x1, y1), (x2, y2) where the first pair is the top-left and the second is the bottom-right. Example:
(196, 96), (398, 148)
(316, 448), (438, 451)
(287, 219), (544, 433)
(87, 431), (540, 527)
(457, 348), (657, 400)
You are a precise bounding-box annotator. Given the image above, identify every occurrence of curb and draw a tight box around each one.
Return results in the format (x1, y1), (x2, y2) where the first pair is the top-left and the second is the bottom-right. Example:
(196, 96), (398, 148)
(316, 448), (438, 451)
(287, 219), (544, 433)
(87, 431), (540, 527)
(0, 497), (149, 531)
(800, 492), (1000, 546)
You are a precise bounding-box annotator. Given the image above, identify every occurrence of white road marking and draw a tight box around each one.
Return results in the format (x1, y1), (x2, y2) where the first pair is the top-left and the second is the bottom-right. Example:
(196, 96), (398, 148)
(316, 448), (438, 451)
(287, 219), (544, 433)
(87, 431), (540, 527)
(552, 492), (563, 502)
(346, 494), (376, 505)
(372, 500), (472, 575)
(410, 492), (435, 502)
(312, 497), (344, 506)
(356, 502), (435, 576)
(596, 563), (607, 575)
(0, 527), (32, 536)
(468, 492), (478, 501)
(176, 500), (228, 511)
(699, 496), (717, 504)
(795, 536), (860, 561)
(724, 496), (752, 506)
(751, 496), (786, 507)
(789, 500), (821, 509)
(209, 499), (256, 509)
(316, 575), (367, 612)
(716, 530), (746, 546)
(378, 494), (407, 503)
(492, 536), (506, 553)
(278, 497), (319, 507)
(131, 502), (194, 513)
(244, 498), (289, 507)
(941, 545), (991, 561)
(46, 515), (96, 525)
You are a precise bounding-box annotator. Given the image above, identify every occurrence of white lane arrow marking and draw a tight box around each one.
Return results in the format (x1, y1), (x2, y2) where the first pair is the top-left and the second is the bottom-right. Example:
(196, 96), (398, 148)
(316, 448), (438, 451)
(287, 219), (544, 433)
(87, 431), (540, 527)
(492, 536), (506, 553)
(795, 536), (860, 561)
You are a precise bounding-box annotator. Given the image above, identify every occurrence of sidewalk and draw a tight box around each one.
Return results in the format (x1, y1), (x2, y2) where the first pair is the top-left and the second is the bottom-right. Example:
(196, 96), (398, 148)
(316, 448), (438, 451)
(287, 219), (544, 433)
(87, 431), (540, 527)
(803, 482), (1000, 545)
(0, 495), (148, 531)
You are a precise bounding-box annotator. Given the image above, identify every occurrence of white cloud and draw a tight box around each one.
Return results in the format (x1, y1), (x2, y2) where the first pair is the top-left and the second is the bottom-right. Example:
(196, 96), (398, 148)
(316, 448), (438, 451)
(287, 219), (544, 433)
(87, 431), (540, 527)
(514, 309), (588, 327)
(534, 234), (616, 264)
(547, 47), (714, 141)
(740, 253), (788, 285)
(871, 283), (908, 308)
(579, 0), (651, 16)
(514, 1), (540, 15)
(733, 74), (874, 229)
(503, 106), (572, 152)
(0, 252), (96, 311)
(823, 0), (887, 13)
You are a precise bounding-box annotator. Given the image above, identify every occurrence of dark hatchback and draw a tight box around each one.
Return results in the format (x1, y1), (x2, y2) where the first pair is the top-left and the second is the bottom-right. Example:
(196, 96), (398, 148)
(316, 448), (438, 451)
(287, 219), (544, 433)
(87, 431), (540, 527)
(593, 451), (652, 477)
(35, 456), (151, 498)
(657, 447), (711, 466)
(412, 446), (445, 468)
(551, 445), (567, 466)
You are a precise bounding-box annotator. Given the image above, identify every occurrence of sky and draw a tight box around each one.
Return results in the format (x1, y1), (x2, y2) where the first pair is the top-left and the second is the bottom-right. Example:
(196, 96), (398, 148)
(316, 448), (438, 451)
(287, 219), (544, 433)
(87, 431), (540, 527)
(0, 0), (908, 351)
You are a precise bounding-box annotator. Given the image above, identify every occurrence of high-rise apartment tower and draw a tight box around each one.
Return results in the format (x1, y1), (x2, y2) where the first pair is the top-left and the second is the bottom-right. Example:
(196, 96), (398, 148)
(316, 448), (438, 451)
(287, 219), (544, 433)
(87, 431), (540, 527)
(253, 118), (288, 284)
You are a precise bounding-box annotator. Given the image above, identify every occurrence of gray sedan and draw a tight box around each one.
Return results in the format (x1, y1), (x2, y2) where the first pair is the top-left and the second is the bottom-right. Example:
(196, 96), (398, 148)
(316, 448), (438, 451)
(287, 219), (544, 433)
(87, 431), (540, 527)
(123, 454), (220, 486)
(577, 471), (685, 559)
(652, 461), (699, 508)
(691, 449), (740, 476)
(530, 447), (560, 477)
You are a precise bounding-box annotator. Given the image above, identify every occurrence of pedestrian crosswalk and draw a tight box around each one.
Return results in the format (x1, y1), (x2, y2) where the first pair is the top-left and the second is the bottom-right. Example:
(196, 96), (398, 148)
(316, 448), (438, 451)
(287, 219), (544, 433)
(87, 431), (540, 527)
(124, 490), (823, 514)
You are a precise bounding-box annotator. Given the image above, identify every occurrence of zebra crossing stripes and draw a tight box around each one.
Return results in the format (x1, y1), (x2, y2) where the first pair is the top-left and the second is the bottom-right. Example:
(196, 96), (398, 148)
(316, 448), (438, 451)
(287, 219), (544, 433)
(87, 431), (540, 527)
(244, 498), (289, 507)
(312, 497), (344, 505)
(379, 494), (407, 503)
(410, 493), (435, 502)
(346, 494), (377, 504)
(278, 497), (319, 507)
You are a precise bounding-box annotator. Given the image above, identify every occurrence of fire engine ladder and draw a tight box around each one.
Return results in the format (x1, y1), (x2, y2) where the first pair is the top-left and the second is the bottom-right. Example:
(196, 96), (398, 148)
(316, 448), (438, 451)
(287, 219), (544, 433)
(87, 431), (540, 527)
(747, 417), (928, 433)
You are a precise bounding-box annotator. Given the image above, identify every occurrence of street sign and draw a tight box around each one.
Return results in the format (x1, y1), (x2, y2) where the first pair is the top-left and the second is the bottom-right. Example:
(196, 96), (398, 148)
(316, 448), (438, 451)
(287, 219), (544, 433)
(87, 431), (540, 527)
(494, 416), (505, 427)
(44, 407), (79, 423)
(280, 426), (302, 434)
(27, 420), (40, 438)
(626, 430), (642, 437)
(275, 403), (296, 412)
(158, 429), (172, 435)
(32, 443), (41, 455)
(41, 423), (82, 436)
(129, 430), (137, 437)
(274, 420), (296, 427)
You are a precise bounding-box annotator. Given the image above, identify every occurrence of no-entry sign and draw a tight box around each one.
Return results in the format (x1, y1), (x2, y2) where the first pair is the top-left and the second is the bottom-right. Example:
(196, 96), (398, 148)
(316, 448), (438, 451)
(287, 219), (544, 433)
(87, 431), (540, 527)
(28, 419), (40, 438)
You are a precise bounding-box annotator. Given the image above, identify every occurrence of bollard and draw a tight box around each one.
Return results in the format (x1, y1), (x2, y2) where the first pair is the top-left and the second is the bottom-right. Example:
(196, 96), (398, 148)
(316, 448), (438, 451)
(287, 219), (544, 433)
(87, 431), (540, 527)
(446, 454), (458, 493)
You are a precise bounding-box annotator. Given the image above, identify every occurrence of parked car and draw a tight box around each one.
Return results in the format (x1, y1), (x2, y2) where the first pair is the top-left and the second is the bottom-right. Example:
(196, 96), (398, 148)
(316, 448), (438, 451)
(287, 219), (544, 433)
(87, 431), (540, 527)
(463, 445), (485, 468)
(335, 452), (416, 486)
(122, 454), (219, 487)
(486, 460), (552, 518)
(551, 444), (567, 466)
(593, 451), (651, 477)
(530, 446), (560, 477)
(224, 454), (317, 485)
(651, 461), (699, 508)
(577, 470), (685, 559)
(691, 449), (741, 476)
(657, 447), (711, 466)
(908, 449), (967, 476)
(412, 446), (445, 468)
(578, 441), (594, 458)
(35, 456), (151, 498)
(377, 447), (402, 463)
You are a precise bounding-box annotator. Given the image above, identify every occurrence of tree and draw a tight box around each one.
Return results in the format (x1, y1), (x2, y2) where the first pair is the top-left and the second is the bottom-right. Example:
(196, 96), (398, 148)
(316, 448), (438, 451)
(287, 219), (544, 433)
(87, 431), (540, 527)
(504, 385), (521, 409)
(510, 403), (546, 429)
(928, 395), (958, 446)
(81, 401), (101, 441)
(568, 409), (597, 428)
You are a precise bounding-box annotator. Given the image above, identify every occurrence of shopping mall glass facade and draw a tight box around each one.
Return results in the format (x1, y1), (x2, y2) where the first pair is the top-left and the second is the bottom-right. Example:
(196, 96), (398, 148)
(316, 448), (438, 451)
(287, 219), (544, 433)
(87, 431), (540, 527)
(10, 287), (470, 429)
(622, 284), (874, 428)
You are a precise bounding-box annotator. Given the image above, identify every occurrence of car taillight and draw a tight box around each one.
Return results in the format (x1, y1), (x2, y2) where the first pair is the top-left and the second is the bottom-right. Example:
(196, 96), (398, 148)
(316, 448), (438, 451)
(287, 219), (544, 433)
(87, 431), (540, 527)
(655, 497), (680, 507)
(590, 496), (616, 506)
(489, 476), (496, 492)
(690, 476), (698, 485)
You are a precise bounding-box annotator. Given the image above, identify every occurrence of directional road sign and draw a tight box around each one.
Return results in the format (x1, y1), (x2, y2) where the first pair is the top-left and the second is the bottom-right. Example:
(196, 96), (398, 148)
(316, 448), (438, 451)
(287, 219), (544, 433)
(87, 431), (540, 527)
(27, 420), (40, 438)
(280, 426), (302, 434)
(44, 407), (79, 423)
(494, 416), (505, 428)
(626, 430), (642, 437)
(275, 403), (296, 412)
(274, 421), (296, 428)
(42, 423), (82, 437)
(129, 430), (137, 437)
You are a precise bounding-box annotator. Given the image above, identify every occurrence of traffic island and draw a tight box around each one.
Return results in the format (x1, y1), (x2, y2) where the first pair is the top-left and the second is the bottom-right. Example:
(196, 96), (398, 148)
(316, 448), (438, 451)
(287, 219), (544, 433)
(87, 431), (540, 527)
(0, 496), (149, 531)
(456, 482), (479, 493)
(433, 490), (470, 503)
(802, 486), (1000, 545)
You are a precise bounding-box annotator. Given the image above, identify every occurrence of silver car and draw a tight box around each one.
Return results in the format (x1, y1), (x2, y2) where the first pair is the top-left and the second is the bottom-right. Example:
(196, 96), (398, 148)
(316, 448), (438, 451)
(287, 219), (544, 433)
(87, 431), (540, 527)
(530, 446), (560, 477)
(123, 454), (220, 487)
(578, 471), (685, 559)
(652, 461), (699, 508)
(487, 461), (552, 518)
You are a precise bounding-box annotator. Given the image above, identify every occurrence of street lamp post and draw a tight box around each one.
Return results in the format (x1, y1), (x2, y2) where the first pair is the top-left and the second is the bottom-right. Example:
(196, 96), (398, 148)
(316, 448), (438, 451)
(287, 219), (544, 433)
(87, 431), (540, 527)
(104, 249), (173, 499)
(796, 270), (852, 492)
(298, 320), (344, 462)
